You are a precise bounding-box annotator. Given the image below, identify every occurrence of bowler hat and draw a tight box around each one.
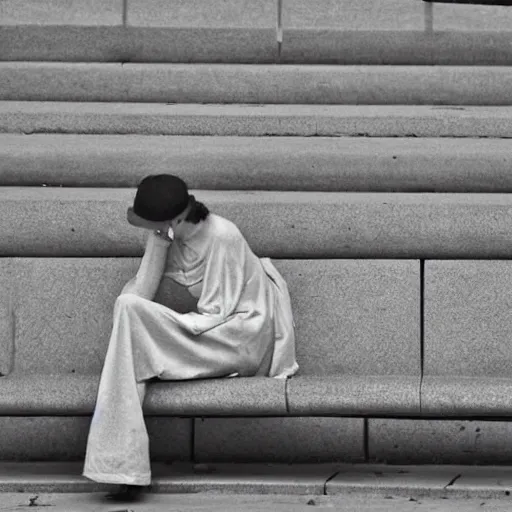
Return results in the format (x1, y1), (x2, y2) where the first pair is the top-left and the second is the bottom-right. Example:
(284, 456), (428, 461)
(127, 174), (190, 229)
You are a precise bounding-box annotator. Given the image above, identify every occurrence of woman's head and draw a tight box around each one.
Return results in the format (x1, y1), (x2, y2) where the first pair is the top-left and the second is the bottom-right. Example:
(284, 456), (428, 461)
(127, 174), (209, 232)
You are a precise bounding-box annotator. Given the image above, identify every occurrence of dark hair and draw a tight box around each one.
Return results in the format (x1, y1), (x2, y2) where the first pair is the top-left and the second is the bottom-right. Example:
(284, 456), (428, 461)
(185, 195), (210, 224)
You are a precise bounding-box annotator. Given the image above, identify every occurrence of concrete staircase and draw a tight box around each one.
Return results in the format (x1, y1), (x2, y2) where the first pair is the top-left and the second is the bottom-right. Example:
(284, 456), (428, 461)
(3, 0), (512, 474)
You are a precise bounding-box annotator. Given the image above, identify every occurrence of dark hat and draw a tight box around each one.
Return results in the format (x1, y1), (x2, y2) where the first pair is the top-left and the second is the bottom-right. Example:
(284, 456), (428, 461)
(128, 174), (190, 228)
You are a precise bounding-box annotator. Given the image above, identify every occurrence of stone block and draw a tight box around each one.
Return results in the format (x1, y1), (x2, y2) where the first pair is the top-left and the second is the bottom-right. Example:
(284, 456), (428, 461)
(275, 260), (420, 376)
(7, 189), (512, 259)
(0, 375), (100, 414)
(284, 0), (425, 30)
(194, 417), (364, 463)
(0, 259), (14, 377)
(7, 133), (512, 192)
(433, 2), (512, 30)
(0, 63), (126, 102)
(0, 0), (123, 25)
(421, 376), (512, 416)
(145, 377), (287, 416)
(126, 0), (277, 63)
(128, 0), (275, 28)
(123, 28), (276, 63)
(4, 258), (200, 374)
(0, 27), (135, 62)
(0, 416), (192, 461)
(369, 419), (512, 464)
(0, 375), (285, 416)
(281, 0), (430, 65)
(9, 259), (139, 374)
(424, 260), (512, 377)
(4, 63), (512, 104)
(287, 375), (420, 416)
(428, 33), (512, 65)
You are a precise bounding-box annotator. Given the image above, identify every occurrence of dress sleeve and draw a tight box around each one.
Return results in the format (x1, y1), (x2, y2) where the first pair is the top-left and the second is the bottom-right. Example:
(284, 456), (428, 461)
(162, 230), (246, 335)
(121, 231), (171, 301)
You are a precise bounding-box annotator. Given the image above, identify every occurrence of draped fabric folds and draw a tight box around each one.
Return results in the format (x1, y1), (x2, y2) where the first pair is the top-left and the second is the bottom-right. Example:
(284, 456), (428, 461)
(83, 214), (298, 485)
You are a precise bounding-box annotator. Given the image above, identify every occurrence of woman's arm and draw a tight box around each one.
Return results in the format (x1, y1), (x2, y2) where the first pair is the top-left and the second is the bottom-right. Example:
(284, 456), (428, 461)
(121, 231), (171, 301)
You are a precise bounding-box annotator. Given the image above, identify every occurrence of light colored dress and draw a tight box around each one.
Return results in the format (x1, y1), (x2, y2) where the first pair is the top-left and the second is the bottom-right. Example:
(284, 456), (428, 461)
(83, 213), (298, 486)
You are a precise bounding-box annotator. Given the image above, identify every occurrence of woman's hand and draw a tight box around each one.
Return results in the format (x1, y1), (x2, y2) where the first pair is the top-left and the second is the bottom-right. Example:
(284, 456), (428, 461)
(154, 228), (174, 243)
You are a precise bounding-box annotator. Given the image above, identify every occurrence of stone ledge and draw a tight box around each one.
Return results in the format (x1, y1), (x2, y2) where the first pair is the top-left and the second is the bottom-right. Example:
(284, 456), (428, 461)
(2, 189), (512, 258)
(5, 133), (512, 191)
(0, 374), (257, 416)
(4, 102), (512, 138)
(3, 63), (512, 104)
(287, 375), (421, 416)
(421, 376), (512, 416)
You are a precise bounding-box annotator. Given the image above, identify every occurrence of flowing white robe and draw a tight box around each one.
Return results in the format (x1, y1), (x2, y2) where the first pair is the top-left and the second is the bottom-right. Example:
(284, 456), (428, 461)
(83, 214), (298, 485)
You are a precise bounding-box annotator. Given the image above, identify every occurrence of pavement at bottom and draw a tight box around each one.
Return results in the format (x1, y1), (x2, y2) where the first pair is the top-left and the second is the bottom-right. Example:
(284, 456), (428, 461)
(0, 493), (511, 512)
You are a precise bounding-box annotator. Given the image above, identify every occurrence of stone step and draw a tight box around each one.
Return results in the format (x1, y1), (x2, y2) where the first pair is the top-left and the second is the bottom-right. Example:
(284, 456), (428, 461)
(3, 102), (512, 137)
(281, 0), (512, 65)
(3, 133), (512, 191)
(2, 64), (512, 105)
(1, 187), (512, 259)
(3, 0), (512, 65)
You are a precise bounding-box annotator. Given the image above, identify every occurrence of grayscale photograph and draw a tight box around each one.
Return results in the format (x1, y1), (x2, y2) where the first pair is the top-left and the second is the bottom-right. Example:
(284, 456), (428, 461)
(1, 0), (512, 510)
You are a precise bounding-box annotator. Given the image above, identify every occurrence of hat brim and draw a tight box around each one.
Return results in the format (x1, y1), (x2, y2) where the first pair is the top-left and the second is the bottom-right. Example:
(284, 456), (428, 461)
(127, 207), (164, 230)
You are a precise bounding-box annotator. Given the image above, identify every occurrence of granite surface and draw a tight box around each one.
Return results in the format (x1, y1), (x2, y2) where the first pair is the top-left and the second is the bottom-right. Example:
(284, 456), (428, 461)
(6, 134), (512, 192)
(421, 376), (512, 416)
(4, 258), (419, 375)
(127, 0), (275, 28)
(280, 0), (512, 65)
(3, 63), (512, 104)
(194, 417), (364, 463)
(3, 103), (512, 138)
(424, 260), (512, 377)
(369, 419), (512, 465)
(144, 377), (287, 416)
(0, 0), (123, 25)
(0, 416), (192, 461)
(5, 189), (512, 258)
(287, 375), (421, 416)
